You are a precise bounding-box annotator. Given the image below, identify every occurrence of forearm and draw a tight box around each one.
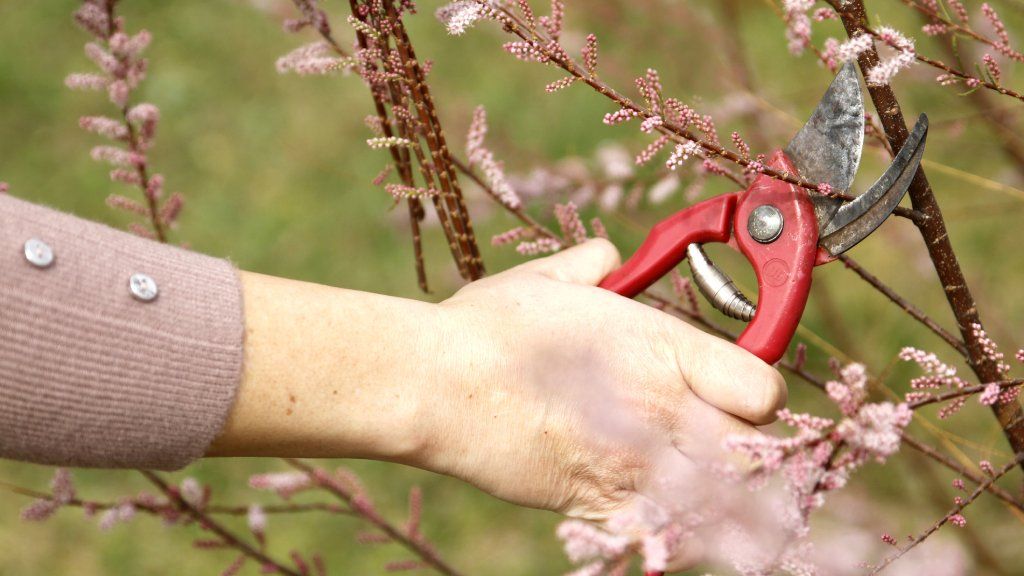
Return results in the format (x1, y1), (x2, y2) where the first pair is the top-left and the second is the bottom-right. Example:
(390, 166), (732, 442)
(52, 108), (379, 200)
(207, 271), (440, 464)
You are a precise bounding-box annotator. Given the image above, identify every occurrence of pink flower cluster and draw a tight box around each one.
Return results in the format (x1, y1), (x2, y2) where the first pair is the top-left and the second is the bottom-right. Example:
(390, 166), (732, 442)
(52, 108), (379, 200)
(868, 27), (916, 86)
(276, 41), (353, 75)
(465, 106), (522, 209)
(67, 0), (183, 240)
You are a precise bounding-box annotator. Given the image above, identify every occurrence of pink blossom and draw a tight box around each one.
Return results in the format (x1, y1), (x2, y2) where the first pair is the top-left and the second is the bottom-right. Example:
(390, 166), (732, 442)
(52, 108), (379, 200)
(948, 0), (968, 22)
(837, 402), (912, 461)
(555, 202), (588, 245)
(833, 34), (874, 64)
(970, 322), (1009, 374)
(666, 141), (700, 170)
(21, 499), (60, 522)
(635, 135), (670, 166)
(90, 145), (143, 167)
(813, 8), (837, 21)
(979, 382), (1001, 406)
(979, 460), (995, 476)
(84, 42), (120, 75)
(50, 469), (75, 504)
(952, 478), (965, 491)
(79, 115), (128, 140)
(385, 184), (440, 200)
(581, 33), (598, 74)
(247, 504), (267, 537)
(503, 40), (548, 62)
(640, 115), (663, 134)
(948, 513), (967, 528)
(436, 1), (484, 35)
(98, 502), (136, 531)
(596, 144), (634, 180)
(107, 80), (130, 108)
(602, 108), (639, 126)
(545, 76), (576, 93)
(179, 477), (205, 507)
(826, 362), (868, 417)
(276, 41), (350, 75)
(366, 136), (413, 149)
(491, 227), (530, 246)
(106, 194), (148, 216)
(647, 174), (680, 205)
(542, 0), (565, 39)
(555, 520), (630, 563)
(783, 0), (814, 56)
(249, 471), (314, 500)
(74, 1), (111, 39)
(127, 103), (159, 125)
(867, 27), (916, 85)
(516, 238), (562, 256)
(464, 106), (521, 209)
(65, 73), (108, 91)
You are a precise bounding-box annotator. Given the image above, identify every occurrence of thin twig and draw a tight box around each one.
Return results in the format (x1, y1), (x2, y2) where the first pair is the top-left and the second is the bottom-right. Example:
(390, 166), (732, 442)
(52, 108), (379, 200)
(140, 471), (301, 576)
(839, 254), (967, 357)
(868, 452), (1024, 574)
(0, 479), (352, 517)
(284, 458), (464, 576)
(900, 434), (1024, 513)
(908, 379), (1024, 409)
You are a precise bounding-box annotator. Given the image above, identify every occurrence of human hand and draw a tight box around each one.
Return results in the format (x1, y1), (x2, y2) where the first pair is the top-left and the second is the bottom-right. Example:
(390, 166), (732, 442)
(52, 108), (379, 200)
(421, 239), (787, 526)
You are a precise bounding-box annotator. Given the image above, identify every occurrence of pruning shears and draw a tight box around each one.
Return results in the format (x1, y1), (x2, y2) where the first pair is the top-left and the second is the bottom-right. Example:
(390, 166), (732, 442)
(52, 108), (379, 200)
(599, 63), (928, 366)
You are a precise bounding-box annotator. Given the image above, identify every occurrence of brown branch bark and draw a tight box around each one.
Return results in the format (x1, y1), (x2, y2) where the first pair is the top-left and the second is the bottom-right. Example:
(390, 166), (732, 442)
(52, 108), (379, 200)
(828, 0), (1024, 473)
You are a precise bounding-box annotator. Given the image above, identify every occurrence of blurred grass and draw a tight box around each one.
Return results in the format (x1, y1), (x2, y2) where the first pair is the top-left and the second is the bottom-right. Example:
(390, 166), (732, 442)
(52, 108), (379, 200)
(1, 0), (1023, 574)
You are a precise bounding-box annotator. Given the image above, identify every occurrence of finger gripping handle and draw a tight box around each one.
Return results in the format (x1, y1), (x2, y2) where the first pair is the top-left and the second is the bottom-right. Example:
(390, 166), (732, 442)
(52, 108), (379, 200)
(599, 194), (738, 297)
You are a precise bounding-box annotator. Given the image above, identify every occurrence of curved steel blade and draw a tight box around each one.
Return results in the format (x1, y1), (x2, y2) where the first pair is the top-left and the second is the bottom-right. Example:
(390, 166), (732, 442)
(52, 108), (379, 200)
(784, 62), (865, 230)
(819, 113), (929, 256)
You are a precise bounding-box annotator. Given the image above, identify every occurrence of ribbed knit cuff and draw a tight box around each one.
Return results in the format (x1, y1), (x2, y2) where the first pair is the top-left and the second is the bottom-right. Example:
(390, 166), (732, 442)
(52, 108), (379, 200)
(0, 194), (244, 470)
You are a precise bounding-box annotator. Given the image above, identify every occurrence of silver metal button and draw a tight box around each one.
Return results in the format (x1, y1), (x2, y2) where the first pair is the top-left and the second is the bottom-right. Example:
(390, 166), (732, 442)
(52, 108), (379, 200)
(747, 204), (785, 244)
(23, 238), (55, 268)
(128, 273), (159, 302)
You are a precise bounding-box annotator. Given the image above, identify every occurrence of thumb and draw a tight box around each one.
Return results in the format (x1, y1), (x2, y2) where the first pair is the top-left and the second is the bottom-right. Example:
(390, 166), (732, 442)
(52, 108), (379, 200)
(512, 238), (622, 286)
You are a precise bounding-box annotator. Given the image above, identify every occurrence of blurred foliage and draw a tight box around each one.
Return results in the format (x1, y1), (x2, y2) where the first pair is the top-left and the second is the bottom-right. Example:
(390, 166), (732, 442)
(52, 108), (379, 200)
(1, 0), (1023, 574)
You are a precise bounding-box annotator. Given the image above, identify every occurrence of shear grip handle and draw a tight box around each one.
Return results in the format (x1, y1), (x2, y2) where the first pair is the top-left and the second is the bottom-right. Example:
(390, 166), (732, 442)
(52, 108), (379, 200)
(598, 194), (738, 298)
(731, 151), (819, 364)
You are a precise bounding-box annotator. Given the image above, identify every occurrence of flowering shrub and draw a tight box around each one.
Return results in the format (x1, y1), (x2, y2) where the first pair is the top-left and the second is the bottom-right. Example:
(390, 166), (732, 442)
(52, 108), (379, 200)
(3, 0), (1024, 574)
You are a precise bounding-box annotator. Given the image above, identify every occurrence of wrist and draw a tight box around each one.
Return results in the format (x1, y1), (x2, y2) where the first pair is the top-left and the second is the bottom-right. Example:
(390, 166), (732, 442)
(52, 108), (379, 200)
(209, 272), (441, 464)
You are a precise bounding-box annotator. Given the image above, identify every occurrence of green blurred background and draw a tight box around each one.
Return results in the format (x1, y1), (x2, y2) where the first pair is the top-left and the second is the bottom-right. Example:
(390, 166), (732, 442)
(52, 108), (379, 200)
(1, 0), (1023, 574)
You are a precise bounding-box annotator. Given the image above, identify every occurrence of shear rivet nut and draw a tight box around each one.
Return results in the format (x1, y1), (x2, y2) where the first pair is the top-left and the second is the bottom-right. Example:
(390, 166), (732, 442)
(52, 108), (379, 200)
(748, 205), (784, 244)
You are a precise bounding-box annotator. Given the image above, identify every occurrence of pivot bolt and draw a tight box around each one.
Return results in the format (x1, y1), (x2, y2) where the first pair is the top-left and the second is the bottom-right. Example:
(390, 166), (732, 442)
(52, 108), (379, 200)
(747, 205), (784, 244)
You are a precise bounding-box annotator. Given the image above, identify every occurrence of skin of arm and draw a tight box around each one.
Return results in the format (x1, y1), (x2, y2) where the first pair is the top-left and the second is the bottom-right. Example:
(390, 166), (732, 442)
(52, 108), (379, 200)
(209, 239), (786, 567)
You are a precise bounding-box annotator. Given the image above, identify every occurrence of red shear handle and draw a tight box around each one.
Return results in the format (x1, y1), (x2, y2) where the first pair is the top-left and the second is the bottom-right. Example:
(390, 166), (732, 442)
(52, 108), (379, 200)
(598, 194), (737, 297)
(731, 152), (818, 364)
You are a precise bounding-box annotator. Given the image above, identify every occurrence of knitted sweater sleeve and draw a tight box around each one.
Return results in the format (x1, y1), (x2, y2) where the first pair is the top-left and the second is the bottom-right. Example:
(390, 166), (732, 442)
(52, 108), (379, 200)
(0, 193), (244, 470)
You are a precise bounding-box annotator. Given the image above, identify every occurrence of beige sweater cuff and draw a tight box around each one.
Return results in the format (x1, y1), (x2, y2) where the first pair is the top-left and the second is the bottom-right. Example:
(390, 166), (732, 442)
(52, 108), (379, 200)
(0, 194), (244, 470)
